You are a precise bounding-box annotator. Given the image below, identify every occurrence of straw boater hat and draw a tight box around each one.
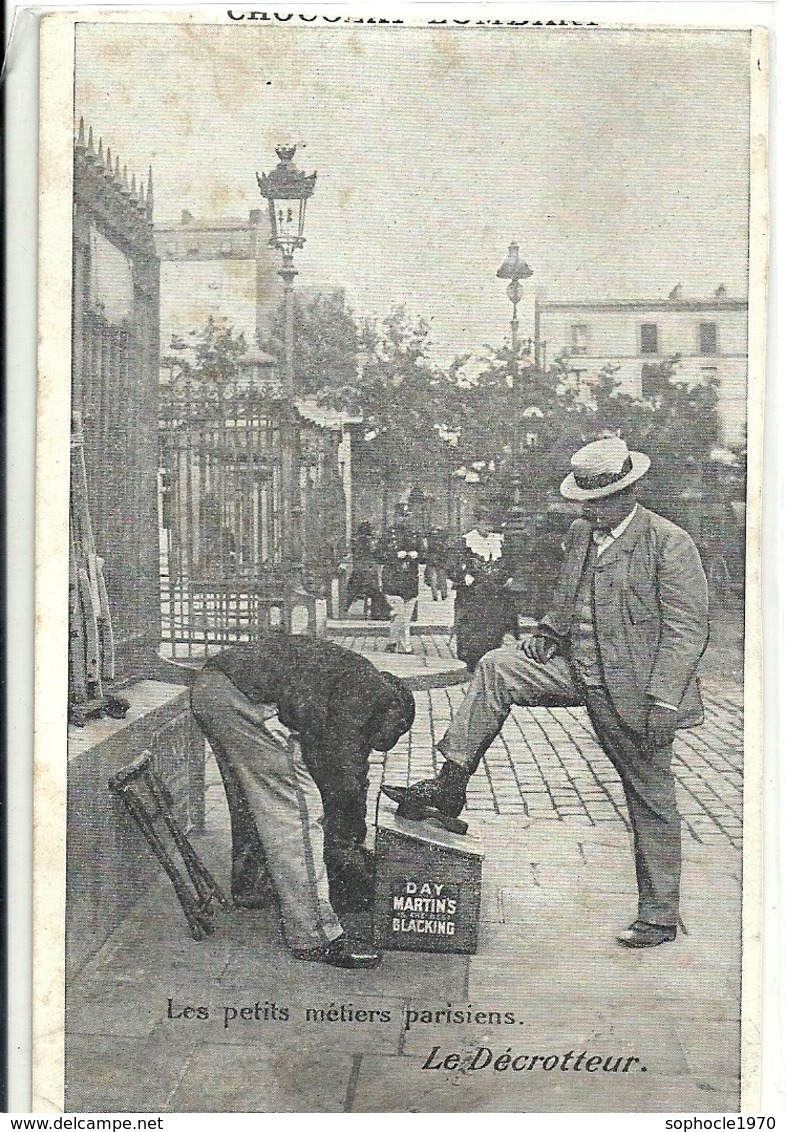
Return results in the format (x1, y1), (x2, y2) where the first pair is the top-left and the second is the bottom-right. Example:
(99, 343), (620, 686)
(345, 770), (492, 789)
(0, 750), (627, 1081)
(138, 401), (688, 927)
(560, 437), (651, 502)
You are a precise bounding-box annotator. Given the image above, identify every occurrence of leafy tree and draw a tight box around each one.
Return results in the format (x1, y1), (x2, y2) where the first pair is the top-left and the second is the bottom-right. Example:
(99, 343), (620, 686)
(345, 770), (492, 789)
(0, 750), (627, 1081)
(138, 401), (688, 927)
(265, 290), (360, 403)
(162, 316), (249, 382)
(349, 307), (449, 500)
(162, 308), (724, 531)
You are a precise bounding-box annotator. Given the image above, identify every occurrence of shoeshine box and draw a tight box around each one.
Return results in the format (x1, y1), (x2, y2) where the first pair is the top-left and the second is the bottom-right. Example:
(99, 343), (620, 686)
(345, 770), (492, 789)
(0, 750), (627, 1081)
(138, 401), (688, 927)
(373, 797), (484, 954)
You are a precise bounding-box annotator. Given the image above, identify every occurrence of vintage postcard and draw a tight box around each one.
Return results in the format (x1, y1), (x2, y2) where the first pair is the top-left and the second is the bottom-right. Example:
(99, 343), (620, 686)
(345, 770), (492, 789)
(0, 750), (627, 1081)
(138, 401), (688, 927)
(31, 5), (769, 1114)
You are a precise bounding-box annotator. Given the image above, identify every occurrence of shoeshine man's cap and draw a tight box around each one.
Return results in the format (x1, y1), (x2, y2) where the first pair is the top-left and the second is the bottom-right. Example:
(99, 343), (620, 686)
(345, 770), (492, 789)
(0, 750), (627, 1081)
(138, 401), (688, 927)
(560, 437), (651, 502)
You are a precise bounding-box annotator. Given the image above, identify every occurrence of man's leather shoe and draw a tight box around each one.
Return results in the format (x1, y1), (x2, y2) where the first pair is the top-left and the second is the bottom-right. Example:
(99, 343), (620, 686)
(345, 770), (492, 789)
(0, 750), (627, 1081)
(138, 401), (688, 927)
(293, 934), (382, 969)
(381, 759), (470, 820)
(617, 920), (677, 948)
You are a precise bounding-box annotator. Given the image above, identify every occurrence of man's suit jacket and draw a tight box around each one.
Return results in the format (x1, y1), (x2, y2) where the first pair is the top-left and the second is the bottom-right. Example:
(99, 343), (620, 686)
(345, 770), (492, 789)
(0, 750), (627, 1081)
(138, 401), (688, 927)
(540, 505), (709, 735)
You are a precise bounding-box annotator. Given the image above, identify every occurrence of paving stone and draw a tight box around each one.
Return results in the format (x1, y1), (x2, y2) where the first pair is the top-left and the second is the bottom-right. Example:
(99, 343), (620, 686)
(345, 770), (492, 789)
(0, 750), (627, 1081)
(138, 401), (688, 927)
(65, 1026), (200, 1111)
(349, 1052), (733, 1112)
(67, 978), (188, 1038)
(168, 1039), (355, 1112)
(220, 943), (470, 1002)
(674, 1013), (741, 1081)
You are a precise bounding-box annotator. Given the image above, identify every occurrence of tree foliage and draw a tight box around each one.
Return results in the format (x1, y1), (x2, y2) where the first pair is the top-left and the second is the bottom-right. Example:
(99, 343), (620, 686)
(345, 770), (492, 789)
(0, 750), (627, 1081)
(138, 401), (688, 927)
(265, 290), (360, 402)
(163, 316), (249, 382)
(165, 301), (725, 517)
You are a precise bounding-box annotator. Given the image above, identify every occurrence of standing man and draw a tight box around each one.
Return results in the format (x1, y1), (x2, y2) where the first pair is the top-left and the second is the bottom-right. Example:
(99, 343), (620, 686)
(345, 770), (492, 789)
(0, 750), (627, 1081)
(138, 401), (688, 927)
(424, 526), (451, 602)
(192, 633), (415, 968)
(384, 438), (709, 948)
(378, 503), (424, 655)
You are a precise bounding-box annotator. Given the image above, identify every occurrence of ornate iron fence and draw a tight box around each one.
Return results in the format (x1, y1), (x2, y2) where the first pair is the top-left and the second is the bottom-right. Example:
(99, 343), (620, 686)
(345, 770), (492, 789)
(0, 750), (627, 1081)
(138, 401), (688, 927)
(158, 375), (347, 656)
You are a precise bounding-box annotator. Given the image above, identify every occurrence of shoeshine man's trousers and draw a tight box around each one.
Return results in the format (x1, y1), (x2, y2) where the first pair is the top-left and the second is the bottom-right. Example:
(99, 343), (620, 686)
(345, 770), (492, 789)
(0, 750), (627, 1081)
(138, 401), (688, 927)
(437, 648), (682, 927)
(191, 669), (343, 951)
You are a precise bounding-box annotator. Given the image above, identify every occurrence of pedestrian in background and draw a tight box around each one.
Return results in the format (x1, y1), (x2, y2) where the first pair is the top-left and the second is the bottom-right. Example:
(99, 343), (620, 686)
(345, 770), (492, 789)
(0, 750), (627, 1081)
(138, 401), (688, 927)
(424, 526), (451, 601)
(452, 505), (518, 672)
(379, 502), (423, 655)
(345, 520), (389, 619)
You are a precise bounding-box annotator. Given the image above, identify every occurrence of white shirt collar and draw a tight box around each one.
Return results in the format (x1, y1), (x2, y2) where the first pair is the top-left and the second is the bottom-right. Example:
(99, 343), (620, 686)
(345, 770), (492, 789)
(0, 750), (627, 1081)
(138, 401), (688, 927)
(609, 503), (639, 540)
(464, 529), (504, 560)
(593, 504), (639, 553)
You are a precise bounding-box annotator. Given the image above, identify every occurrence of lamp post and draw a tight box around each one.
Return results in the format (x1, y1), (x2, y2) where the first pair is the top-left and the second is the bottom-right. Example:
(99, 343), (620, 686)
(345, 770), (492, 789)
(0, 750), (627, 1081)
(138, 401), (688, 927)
(496, 242), (534, 458)
(256, 145), (317, 583)
(496, 241), (533, 354)
(495, 242), (535, 592)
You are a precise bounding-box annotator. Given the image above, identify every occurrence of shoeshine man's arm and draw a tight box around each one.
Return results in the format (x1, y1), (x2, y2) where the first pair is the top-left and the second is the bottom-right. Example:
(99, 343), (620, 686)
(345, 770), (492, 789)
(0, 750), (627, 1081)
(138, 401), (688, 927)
(309, 686), (399, 849)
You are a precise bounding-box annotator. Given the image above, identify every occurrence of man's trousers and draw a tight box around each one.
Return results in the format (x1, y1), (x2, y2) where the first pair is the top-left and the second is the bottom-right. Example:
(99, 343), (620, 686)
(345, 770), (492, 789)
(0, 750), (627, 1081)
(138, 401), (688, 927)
(191, 669), (343, 951)
(425, 565), (448, 601)
(385, 595), (417, 653)
(437, 648), (682, 927)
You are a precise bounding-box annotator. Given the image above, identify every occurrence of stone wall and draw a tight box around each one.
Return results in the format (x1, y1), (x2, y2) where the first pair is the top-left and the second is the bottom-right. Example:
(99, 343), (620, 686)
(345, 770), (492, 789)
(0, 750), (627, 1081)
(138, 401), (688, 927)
(66, 680), (204, 978)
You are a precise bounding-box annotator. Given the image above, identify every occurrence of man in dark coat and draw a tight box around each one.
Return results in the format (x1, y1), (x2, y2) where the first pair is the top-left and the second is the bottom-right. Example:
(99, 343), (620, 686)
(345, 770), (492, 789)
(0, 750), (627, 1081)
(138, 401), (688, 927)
(192, 633), (415, 967)
(424, 526), (451, 601)
(378, 503), (424, 654)
(345, 521), (389, 619)
(385, 438), (709, 949)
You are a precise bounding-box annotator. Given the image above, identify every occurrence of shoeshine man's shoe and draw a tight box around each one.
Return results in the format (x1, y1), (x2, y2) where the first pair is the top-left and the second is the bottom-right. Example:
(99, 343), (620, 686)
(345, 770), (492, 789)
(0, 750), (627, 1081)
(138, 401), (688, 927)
(617, 920), (677, 948)
(293, 934), (382, 969)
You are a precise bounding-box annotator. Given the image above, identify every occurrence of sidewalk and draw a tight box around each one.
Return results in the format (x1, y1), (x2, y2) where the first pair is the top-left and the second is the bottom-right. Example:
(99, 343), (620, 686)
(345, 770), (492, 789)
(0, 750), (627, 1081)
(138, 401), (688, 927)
(65, 800), (741, 1112)
(65, 604), (744, 1112)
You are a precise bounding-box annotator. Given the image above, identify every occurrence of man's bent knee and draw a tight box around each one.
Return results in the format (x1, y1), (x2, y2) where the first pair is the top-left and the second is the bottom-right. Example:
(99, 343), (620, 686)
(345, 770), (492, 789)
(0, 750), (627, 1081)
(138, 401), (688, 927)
(476, 648), (574, 707)
(475, 647), (517, 679)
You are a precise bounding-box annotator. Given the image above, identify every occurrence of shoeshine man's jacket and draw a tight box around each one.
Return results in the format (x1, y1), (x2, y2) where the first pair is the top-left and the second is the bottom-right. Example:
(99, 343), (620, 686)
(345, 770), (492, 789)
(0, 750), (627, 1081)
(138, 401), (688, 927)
(205, 634), (414, 850)
(539, 506), (710, 735)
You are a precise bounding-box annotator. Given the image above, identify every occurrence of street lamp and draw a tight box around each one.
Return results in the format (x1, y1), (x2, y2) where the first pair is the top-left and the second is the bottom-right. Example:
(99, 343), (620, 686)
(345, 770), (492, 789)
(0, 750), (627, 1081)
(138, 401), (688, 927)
(496, 241), (533, 355)
(496, 241), (534, 461)
(496, 243), (536, 586)
(256, 145), (317, 580)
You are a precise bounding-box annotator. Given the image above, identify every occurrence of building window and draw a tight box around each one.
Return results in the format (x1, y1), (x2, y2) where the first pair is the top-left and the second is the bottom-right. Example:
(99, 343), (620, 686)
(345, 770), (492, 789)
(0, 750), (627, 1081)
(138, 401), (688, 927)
(641, 361), (669, 399)
(699, 322), (718, 355)
(570, 324), (589, 354)
(639, 324), (659, 354)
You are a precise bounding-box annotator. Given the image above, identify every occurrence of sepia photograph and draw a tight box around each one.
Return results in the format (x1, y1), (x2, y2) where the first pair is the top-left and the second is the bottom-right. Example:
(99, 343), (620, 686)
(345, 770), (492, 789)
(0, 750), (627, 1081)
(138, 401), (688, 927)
(30, 8), (767, 1113)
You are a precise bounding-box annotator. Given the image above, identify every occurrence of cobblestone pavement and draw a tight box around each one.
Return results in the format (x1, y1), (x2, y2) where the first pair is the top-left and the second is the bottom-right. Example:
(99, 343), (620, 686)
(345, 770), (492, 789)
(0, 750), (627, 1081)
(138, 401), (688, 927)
(337, 587), (745, 852)
(372, 685), (743, 851)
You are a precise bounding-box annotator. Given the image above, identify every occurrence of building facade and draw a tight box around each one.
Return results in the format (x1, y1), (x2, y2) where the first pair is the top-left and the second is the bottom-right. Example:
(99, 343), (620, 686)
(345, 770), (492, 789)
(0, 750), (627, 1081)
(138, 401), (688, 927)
(535, 287), (748, 445)
(155, 209), (281, 348)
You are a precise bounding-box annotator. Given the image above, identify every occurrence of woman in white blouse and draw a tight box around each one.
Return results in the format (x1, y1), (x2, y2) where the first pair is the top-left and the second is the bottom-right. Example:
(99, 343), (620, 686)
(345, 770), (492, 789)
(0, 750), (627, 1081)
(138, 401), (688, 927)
(452, 505), (518, 672)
